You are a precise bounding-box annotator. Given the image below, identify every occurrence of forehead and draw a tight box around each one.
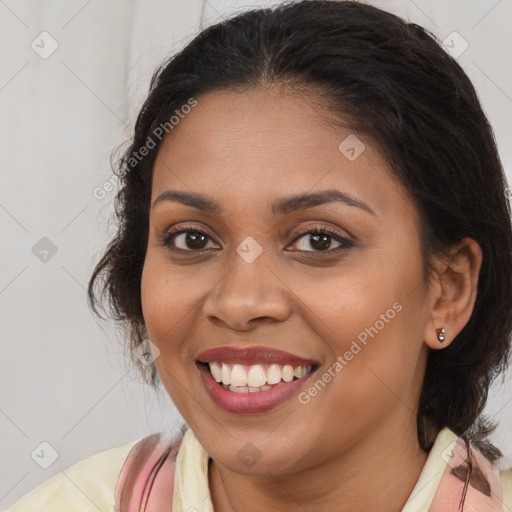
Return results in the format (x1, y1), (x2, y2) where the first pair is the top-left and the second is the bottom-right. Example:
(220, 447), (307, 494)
(151, 87), (413, 221)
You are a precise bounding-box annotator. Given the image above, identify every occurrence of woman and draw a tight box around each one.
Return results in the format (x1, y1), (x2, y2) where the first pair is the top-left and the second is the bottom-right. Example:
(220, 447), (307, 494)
(7, 1), (512, 510)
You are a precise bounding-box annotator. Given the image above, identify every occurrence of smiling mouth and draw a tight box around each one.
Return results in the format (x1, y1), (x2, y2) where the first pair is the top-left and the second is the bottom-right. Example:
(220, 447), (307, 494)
(197, 361), (318, 393)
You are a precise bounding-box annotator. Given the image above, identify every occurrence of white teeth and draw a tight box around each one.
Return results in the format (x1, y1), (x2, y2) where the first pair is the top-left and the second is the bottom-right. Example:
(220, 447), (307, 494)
(227, 385), (272, 393)
(221, 364), (231, 385)
(266, 364), (282, 385)
(231, 364), (248, 387)
(247, 364), (266, 387)
(210, 362), (222, 382)
(228, 385), (248, 393)
(207, 362), (314, 389)
(294, 365), (308, 378)
(281, 365), (294, 382)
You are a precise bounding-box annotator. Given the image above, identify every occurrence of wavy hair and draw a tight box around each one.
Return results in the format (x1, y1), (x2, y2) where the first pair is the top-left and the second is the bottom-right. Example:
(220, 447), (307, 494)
(88, 0), (512, 458)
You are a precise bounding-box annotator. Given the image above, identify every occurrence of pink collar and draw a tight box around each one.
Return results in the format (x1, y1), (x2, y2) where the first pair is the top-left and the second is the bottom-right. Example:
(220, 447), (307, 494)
(114, 428), (507, 511)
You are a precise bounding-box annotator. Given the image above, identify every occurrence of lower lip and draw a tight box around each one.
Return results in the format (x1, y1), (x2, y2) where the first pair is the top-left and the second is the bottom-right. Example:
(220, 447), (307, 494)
(197, 363), (317, 414)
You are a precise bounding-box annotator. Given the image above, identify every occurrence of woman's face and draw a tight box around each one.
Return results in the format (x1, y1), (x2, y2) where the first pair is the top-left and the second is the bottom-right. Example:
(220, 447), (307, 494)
(141, 86), (432, 475)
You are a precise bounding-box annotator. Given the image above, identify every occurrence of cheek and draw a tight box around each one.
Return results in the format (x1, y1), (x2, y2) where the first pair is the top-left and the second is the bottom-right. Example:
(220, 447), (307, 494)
(140, 256), (199, 406)
(140, 251), (220, 366)
(140, 254), (192, 344)
(287, 253), (421, 343)
(141, 251), (195, 319)
(290, 247), (427, 395)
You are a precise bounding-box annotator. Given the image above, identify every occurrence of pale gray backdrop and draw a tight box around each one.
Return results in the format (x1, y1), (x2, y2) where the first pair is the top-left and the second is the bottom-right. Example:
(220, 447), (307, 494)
(1, 0), (511, 507)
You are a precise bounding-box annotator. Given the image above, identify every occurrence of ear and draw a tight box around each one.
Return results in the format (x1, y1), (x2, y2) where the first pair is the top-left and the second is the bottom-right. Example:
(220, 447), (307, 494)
(423, 237), (482, 350)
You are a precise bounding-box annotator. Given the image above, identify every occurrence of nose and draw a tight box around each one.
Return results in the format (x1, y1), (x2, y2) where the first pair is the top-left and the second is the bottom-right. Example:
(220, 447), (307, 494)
(202, 243), (292, 331)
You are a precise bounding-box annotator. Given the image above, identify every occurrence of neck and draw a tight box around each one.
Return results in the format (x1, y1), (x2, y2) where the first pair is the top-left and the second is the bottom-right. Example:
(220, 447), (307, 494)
(209, 417), (430, 512)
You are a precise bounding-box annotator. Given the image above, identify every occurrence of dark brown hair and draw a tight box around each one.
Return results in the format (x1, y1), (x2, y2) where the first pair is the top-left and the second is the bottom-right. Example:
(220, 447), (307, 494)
(88, 0), (512, 457)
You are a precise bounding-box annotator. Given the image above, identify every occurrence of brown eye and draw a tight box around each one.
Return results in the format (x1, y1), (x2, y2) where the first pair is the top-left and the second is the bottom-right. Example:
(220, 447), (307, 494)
(161, 226), (219, 252)
(289, 227), (353, 253)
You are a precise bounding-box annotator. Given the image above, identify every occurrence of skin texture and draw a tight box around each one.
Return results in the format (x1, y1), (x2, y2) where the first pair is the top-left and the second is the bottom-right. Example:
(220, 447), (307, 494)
(140, 85), (482, 511)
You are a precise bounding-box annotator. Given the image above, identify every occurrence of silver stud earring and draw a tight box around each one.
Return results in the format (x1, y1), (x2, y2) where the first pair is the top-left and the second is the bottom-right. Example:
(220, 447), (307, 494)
(436, 326), (446, 343)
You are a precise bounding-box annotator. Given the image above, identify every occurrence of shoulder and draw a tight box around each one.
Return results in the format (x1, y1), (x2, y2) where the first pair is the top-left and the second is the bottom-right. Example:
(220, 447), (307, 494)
(5, 437), (141, 512)
(500, 466), (512, 511)
(114, 430), (184, 512)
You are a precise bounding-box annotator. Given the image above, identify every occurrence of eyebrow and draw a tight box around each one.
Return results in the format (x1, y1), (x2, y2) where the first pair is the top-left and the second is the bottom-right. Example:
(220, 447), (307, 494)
(152, 189), (376, 216)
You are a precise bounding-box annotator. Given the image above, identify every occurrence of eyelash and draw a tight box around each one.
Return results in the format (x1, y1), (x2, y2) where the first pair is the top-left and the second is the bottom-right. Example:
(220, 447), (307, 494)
(158, 224), (354, 255)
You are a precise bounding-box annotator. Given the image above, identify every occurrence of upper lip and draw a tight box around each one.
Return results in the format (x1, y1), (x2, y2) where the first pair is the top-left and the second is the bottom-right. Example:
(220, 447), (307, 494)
(196, 346), (319, 366)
